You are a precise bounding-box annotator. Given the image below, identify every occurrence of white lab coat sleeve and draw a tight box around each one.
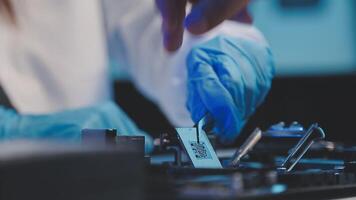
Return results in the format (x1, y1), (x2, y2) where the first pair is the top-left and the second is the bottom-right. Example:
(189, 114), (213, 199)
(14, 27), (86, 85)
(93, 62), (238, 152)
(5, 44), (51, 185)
(103, 0), (268, 127)
(0, 0), (111, 114)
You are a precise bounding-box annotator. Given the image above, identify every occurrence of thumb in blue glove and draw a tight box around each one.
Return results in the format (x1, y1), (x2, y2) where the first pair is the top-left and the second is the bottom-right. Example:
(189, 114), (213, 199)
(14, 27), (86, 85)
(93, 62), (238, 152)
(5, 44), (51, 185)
(187, 35), (275, 143)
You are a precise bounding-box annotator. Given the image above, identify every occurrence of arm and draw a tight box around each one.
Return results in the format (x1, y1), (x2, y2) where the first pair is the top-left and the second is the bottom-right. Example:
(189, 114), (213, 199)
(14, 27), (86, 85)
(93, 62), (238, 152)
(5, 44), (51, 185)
(0, 102), (153, 152)
(104, 0), (274, 141)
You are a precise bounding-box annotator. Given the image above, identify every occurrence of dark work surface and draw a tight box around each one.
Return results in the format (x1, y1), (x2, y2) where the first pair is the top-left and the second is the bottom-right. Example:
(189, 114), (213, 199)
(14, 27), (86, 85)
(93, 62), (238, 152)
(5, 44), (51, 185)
(115, 74), (356, 145)
(243, 74), (356, 145)
(0, 142), (144, 200)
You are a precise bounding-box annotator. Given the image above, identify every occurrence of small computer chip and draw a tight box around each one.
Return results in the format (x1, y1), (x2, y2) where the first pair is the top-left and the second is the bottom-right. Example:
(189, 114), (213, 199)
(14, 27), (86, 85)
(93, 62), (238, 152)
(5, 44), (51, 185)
(190, 141), (212, 160)
(176, 127), (222, 168)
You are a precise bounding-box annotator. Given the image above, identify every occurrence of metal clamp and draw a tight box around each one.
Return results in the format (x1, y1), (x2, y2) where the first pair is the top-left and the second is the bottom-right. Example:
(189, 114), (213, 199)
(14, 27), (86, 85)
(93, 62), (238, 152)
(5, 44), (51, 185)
(278, 123), (326, 172)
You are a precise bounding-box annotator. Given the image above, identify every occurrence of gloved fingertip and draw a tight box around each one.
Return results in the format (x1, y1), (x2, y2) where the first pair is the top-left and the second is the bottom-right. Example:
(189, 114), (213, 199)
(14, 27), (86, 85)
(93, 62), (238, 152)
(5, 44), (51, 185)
(218, 127), (240, 145)
(185, 15), (208, 35)
(164, 38), (182, 52)
(163, 31), (183, 52)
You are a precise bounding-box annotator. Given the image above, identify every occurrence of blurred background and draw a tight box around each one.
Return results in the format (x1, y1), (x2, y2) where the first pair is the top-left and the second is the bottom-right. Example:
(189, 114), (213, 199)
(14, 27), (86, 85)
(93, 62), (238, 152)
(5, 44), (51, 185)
(251, 0), (356, 76)
(242, 0), (356, 144)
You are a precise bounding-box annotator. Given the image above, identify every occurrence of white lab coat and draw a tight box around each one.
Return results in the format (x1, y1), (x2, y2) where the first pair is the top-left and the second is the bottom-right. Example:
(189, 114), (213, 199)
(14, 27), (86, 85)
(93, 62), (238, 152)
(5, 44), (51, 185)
(0, 0), (267, 127)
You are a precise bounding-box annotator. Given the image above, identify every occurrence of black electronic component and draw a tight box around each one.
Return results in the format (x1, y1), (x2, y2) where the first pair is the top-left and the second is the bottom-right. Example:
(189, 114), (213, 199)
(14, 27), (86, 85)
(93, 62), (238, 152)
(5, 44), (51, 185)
(0, 141), (144, 200)
(81, 129), (145, 156)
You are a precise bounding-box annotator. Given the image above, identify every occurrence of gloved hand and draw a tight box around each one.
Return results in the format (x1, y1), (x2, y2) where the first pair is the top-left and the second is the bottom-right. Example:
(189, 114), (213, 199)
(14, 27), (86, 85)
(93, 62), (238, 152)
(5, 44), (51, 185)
(186, 35), (275, 143)
(0, 101), (153, 153)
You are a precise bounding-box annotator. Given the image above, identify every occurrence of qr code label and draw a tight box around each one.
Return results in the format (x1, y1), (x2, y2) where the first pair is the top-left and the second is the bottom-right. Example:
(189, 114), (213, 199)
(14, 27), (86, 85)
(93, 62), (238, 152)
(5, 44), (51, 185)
(190, 141), (212, 160)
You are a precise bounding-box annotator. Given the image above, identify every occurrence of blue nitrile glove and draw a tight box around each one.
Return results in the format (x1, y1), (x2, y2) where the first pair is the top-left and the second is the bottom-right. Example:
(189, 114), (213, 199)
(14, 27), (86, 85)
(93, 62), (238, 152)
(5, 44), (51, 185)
(0, 101), (153, 153)
(187, 35), (275, 143)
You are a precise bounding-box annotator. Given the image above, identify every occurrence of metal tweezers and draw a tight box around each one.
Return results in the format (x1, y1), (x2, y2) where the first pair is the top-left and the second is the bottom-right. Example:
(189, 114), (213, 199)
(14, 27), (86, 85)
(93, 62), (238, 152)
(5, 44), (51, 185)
(230, 128), (263, 167)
